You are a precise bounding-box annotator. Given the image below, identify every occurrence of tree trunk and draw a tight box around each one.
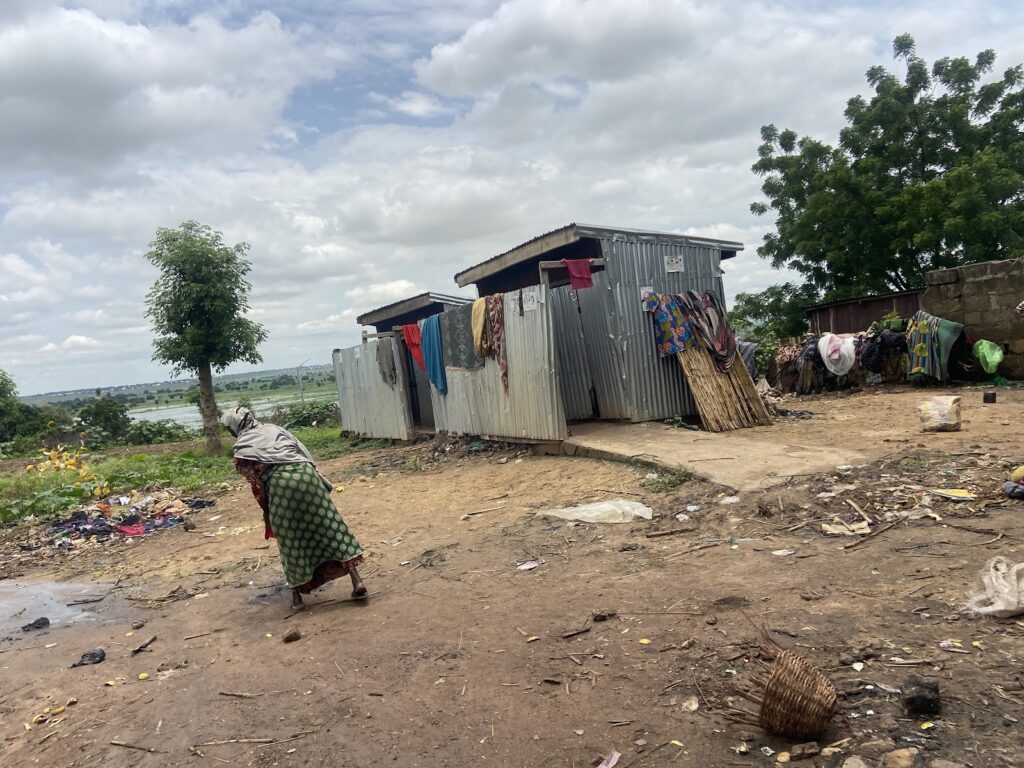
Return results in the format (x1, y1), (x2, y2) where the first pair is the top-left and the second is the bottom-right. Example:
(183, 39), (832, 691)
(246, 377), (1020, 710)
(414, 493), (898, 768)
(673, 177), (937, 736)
(196, 361), (223, 456)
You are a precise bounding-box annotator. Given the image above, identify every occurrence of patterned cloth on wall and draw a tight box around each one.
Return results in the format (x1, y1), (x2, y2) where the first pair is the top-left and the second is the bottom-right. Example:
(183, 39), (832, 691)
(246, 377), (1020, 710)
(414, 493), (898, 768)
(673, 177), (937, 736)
(907, 310), (963, 382)
(439, 303), (485, 370)
(736, 340), (759, 379)
(641, 292), (696, 357)
(486, 294), (509, 392)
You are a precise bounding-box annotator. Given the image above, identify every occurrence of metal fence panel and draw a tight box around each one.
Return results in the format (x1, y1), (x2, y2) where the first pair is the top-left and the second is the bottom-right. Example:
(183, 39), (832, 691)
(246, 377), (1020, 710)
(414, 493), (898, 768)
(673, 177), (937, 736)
(333, 336), (412, 440)
(549, 289), (594, 421)
(431, 285), (567, 441)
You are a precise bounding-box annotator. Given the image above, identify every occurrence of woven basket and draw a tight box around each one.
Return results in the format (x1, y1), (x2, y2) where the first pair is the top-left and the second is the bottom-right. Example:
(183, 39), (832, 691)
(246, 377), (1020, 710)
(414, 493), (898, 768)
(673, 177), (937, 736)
(759, 649), (837, 740)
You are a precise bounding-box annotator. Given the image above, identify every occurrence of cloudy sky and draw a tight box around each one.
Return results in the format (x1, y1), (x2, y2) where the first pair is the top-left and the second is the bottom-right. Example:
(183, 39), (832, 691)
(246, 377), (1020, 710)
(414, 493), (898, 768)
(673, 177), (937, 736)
(1, 1), (1021, 394)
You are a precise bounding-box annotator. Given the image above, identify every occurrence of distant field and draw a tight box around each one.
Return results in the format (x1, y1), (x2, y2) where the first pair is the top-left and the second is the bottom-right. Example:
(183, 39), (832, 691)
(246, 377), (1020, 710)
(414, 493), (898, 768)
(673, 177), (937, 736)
(24, 365), (338, 415)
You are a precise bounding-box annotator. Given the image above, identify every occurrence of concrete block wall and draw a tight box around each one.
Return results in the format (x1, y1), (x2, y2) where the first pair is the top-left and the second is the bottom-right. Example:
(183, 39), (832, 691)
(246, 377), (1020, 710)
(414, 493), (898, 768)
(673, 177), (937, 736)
(921, 258), (1024, 378)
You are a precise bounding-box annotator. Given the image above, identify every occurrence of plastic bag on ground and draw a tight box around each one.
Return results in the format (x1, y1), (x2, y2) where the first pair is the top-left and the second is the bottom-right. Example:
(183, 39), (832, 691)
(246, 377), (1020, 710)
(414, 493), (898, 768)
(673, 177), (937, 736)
(538, 499), (653, 524)
(918, 396), (961, 432)
(973, 339), (1004, 374)
(965, 557), (1024, 618)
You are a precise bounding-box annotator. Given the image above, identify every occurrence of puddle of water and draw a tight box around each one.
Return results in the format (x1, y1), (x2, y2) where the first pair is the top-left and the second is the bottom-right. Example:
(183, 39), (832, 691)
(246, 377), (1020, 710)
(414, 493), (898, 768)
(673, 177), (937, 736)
(0, 581), (114, 637)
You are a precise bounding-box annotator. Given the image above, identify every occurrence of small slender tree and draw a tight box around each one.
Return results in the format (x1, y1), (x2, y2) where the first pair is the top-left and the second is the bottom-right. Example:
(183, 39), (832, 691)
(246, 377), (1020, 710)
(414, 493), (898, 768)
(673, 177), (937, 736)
(144, 221), (267, 455)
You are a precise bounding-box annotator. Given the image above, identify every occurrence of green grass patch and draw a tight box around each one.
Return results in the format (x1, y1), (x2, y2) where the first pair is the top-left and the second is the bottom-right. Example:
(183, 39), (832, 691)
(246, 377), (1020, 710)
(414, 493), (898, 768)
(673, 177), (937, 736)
(0, 451), (235, 523)
(638, 465), (695, 493)
(0, 427), (382, 523)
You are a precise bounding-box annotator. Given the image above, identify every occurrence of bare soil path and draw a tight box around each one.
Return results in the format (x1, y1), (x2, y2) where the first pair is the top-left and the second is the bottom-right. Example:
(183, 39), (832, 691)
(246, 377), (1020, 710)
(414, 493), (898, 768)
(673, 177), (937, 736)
(1, 389), (1022, 767)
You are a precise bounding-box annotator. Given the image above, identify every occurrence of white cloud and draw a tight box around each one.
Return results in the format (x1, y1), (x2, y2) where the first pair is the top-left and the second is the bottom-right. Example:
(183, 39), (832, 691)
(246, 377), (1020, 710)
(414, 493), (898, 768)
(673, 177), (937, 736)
(2, 0), (1023, 394)
(369, 89), (454, 117)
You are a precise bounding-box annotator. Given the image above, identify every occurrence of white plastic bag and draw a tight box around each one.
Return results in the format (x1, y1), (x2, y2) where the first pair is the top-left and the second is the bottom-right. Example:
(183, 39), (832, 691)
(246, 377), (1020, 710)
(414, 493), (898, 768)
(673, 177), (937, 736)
(918, 396), (962, 432)
(817, 334), (857, 376)
(538, 499), (653, 524)
(965, 557), (1024, 618)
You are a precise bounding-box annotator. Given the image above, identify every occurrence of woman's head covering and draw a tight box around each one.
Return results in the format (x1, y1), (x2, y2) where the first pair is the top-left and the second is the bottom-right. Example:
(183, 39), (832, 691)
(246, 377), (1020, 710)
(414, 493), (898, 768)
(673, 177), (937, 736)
(220, 406), (258, 438)
(221, 405), (333, 491)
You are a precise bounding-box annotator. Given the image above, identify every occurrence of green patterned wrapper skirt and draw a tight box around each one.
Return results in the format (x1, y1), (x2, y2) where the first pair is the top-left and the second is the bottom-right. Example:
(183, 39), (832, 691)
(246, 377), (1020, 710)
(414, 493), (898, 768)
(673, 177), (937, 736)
(264, 462), (364, 592)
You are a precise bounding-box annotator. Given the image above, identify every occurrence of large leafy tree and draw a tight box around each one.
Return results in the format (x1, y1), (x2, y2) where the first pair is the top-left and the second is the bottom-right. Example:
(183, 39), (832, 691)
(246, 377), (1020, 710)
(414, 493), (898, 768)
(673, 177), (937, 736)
(144, 221), (267, 455)
(752, 34), (1024, 299)
(730, 282), (820, 343)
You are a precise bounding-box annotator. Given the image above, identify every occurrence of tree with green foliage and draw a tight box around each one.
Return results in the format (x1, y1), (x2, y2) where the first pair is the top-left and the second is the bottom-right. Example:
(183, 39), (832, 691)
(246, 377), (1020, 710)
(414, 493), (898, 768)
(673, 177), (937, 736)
(144, 221), (268, 455)
(730, 282), (820, 343)
(751, 34), (1024, 299)
(76, 395), (131, 440)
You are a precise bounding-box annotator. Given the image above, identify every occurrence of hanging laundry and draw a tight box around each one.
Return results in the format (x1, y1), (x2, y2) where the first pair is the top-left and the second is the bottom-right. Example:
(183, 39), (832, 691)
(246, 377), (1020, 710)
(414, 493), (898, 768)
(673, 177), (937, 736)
(562, 259), (593, 290)
(471, 298), (489, 357)
(907, 310), (963, 382)
(402, 324), (425, 372)
(641, 292), (695, 357)
(440, 303), (484, 370)
(420, 314), (447, 395)
(485, 293), (509, 392)
(676, 291), (737, 372)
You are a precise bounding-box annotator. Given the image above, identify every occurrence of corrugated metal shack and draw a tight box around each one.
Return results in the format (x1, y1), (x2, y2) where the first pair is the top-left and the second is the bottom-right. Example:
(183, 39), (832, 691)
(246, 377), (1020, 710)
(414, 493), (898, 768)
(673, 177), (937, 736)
(333, 292), (470, 439)
(806, 290), (922, 335)
(429, 285), (567, 441)
(454, 224), (742, 425)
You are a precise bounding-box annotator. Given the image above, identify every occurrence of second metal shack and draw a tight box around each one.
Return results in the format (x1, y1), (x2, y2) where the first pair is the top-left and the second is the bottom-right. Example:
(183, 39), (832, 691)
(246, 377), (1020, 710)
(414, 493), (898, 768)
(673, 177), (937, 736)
(452, 223), (742, 433)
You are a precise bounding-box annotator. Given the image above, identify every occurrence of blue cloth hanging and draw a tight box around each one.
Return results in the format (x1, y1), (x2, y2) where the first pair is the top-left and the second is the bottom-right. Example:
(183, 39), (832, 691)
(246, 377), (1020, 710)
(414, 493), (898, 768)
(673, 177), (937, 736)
(421, 314), (447, 395)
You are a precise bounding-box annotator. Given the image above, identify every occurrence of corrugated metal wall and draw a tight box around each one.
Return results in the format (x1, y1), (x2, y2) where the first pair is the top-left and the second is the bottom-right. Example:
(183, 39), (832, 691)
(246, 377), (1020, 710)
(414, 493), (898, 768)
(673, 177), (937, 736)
(551, 236), (724, 423)
(549, 288), (595, 421)
(808, 291), (923, 335)
(333, 336), (412, 440)
(431, 285), (567, 441)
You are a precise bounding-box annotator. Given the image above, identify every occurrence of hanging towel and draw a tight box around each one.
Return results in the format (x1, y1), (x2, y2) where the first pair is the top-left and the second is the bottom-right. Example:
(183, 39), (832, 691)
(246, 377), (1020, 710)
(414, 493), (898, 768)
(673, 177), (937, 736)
(471, 298), (489, 357)
(421, 315), (447, 395)
(402, 324), (425, 371)
(562, 259), (593, 290)
(440, 303), (484, 370)
(485, 293), (508, 392)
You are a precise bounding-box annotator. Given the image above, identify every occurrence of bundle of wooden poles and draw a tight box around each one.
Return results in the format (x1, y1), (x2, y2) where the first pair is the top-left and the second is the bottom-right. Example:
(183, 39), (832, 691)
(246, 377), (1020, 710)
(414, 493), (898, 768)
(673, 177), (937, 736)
(675, 343), (772, 432)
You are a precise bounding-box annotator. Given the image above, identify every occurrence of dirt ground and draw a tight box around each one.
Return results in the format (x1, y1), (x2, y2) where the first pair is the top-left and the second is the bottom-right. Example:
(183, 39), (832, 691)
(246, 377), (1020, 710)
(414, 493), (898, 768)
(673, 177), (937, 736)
(1, 388), (1023, 768)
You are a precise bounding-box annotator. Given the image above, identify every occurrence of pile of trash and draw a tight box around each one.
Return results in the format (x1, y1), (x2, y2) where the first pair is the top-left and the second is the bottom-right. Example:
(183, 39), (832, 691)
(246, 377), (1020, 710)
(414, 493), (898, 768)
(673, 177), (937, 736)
(755, 378), (813, 420)
(2, 492), (213, 570)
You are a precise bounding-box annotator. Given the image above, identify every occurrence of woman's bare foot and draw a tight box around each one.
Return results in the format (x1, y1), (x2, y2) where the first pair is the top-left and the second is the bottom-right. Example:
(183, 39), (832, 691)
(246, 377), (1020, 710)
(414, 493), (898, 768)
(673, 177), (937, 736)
(349, 566), (368, 599)
(291, 589), (306, 612)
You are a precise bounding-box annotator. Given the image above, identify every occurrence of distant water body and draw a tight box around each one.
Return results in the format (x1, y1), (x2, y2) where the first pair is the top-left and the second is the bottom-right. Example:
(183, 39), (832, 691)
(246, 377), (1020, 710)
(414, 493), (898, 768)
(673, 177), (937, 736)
(130, 391), (336, 427)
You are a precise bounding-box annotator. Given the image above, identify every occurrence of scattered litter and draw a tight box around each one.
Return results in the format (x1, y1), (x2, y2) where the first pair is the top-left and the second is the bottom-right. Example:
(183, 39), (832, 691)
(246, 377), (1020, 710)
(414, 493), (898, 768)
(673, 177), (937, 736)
(71, 648), (106, 668)
(645, 472), (659, 481)
(965, 557), (1024, 618)
(1002, 481), (1024, 500)
(686, 505), (701, 513)
(719, 496), (740, 505)
(596, 751), (621, 768)
(761, 746), (776, 757)
(537, 499), (653, 524)
(822, 521), (871, 537)
(138, 673), (150, 681)
(208, 514), (222, 522)
(851, 662), (865, 672)
(675, 513), (691, 523)
(772, 549), (797, 557)
(21, 617), (50, 632)
(930, 489), (976, 501)
(638, 638), (651, 645)
(516, 560), (546, 571)
(918, 396), (961, 432)
(681, 695), (700, 712)
(1011, 465), (1024, 484)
